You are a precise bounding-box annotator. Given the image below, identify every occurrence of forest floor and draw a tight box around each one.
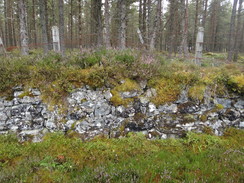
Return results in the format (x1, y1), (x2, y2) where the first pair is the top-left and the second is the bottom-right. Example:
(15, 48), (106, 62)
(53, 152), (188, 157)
(0, 49), (243, 182)
(0, 129), (243, 182)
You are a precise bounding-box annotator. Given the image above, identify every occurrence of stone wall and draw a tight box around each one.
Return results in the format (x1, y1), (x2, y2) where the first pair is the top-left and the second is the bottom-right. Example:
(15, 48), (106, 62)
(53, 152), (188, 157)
(0, 85), (243, 142)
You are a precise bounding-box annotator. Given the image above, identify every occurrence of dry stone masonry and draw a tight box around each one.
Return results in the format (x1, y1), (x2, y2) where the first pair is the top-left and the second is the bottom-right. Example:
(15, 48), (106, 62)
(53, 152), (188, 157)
(0, 84), (243, 142)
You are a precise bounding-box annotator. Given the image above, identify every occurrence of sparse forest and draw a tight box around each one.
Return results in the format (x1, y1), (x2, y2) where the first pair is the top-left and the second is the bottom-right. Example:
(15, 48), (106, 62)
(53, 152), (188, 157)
(0, 0), (243, 60)
(0, 1), (244, 182)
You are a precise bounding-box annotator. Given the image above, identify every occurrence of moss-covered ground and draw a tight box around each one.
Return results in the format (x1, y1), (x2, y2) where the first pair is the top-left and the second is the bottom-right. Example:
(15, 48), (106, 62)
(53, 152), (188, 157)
(0, 129), (243, 182)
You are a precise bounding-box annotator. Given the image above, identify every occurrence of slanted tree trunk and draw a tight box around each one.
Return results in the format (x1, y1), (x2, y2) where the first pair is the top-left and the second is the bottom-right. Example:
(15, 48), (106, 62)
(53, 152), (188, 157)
(104, 0), (111, 48)
(227, 0), (238, 61)
(39, 0), (48, 54)
(179, 0), (189, 57)
(118, 0), (126, 49)
(233, 0), (243, 61)
(59, 0), (65, 56)
(149, 0), (161, 51)
(18, 0), (29, 55)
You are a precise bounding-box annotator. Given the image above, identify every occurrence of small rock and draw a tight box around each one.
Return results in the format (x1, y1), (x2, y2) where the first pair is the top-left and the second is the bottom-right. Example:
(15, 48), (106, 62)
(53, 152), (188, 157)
(148, 103), (156, 113)
(215, 98), (232, 108)
(104, 90), (113, 100)
(31, 89), (41, 96)
(145, 88), (157, 98)
(0, 112), (8, 121)
(239, 122), (244, 128)
(14, 91), (24, 98)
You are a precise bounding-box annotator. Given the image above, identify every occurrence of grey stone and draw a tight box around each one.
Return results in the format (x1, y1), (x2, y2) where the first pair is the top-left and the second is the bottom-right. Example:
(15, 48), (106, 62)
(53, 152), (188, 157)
(148, 103), (156, 113)
(14, 91), (24, 98)
(72, 91), (85, 102)
(66, 120), (76, 129)
(121, 91), (138, 98)
(176, 89), (188, 104)
(145, 88), (157, 98)
(216, 98), (232, 108)
(45, 120), (57, 130)
(139, 97), (149, 105)
(158, 104), (177, 113)
(0, 112), (8, 121)
(94, 102), (111, 117)
(234, 100), (244, 112)
(0, 100), (4, 111)
(239, 122), (244, 128)
(13, 85), (23, 91)
(31, 89), (41, 96)
(139, 80), (147, 90)
(104, 90), (113, 100)
(4, 100), (13, 107)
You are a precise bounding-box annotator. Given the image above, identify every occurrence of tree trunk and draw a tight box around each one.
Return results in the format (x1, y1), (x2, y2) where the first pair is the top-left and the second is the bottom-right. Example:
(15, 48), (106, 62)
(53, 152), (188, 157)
(142, 0), (147, 43)
(59, 0), (65, 56)
(139, 0), (143, 33)
(78, 0), (83, 47)
(202, 0), (208, 28)
(39, 0), (48, 54)
(90, 0), (103, 47)
(18, 0), (29, 55)
(118, 0), (126, 49)
(44, 1), (51, 50)
(104, 0), (111, 48)
(147, 0), (152, 46)
(149, 0), (161, 51)
(227, 0), (238, 61)
(32, 0), (37, 48)
(193, 0), (199, 51)
(70, 0), (73, 49)
(233, 0), (243, 61)
(180, 0), (189, 57)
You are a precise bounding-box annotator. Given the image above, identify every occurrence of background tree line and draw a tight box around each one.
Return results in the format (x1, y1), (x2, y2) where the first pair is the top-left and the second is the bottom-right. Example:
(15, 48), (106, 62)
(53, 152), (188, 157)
(0, 0), (243, 61)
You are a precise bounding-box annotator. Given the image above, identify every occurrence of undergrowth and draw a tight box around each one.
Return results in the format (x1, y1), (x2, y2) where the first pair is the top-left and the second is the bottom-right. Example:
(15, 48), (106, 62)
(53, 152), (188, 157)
(0, 49), (243, 108)
(0, 129), (243, 182)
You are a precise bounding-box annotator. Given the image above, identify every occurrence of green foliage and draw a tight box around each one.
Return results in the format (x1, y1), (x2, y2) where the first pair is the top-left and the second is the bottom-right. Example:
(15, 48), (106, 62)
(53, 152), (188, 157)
(0, 130), (243, 182)
(114, 52), (135, 65)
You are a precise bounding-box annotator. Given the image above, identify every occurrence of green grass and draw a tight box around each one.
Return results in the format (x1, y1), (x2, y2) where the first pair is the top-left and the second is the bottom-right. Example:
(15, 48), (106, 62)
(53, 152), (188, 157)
(0, 129), (243, 182)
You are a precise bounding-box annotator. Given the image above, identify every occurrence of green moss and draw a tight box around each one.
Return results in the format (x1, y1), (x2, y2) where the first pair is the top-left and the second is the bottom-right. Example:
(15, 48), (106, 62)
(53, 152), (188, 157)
(227, 74), (244, 94)
(149, 78), (181, 106)
(110, 79), (140, 106)
(18, 91), (34, 98)
(188, 84), (206, 101)
(182, 114), (195, 124)
(200, 115), (208, 122)
(215, 104), (224, 110)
